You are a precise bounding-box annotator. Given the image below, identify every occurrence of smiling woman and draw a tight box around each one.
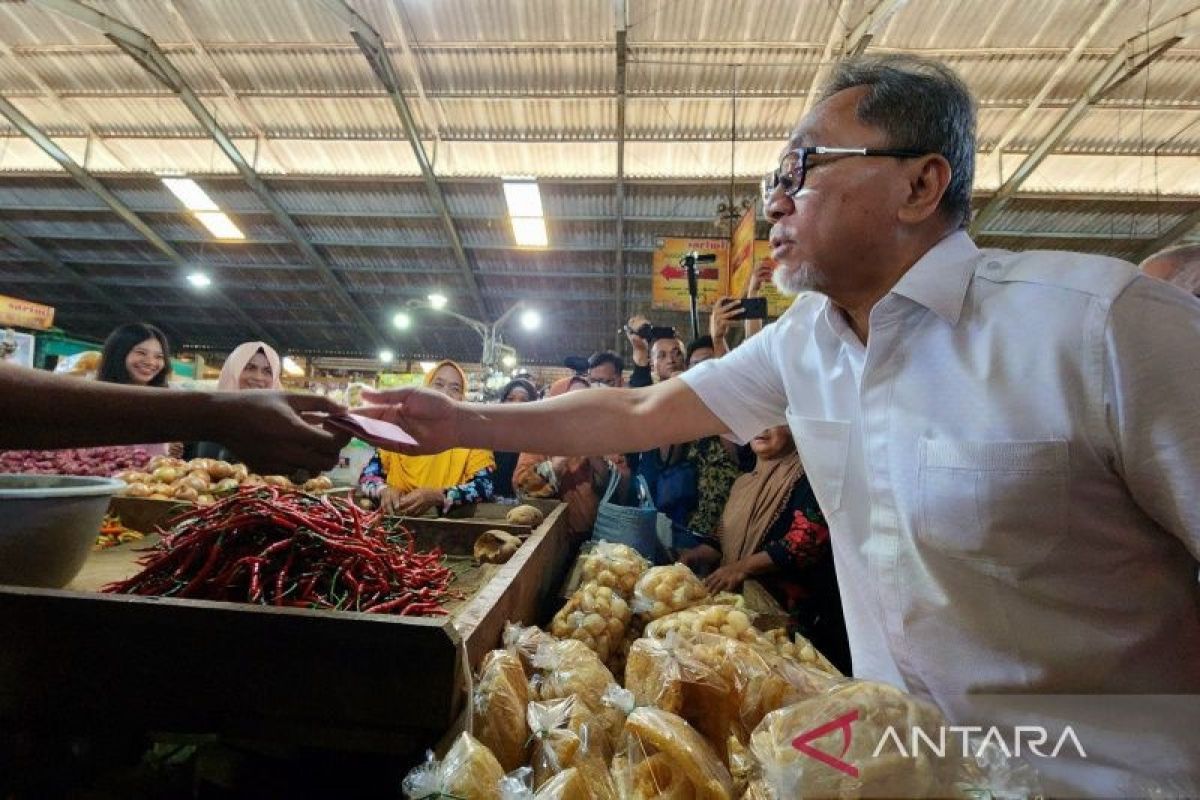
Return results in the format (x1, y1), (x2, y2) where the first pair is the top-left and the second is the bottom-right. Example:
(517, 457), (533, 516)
(185, 341), (283, 464)
(96, 323), (172, 388)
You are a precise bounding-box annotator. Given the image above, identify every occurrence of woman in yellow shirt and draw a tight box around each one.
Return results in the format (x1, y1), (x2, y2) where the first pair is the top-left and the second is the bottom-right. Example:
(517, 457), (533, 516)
(356, 361), (496, 515)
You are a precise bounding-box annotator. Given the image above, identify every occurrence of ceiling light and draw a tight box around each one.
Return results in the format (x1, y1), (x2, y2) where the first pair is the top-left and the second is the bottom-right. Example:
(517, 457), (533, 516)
(519, 309), (541, 331)
(501, 354), (517, 368)
(378, 349), (394, 364)
(427, 292), (448, 310)
(282, 356), (305, 377)
(186, 271), (212, 289)
(419, 361), (437, 373)
(161, 177), (218, 212)
(502, 180), (544, 218)
(511, 216), (548, 248)
(194, 211), (245, 240)
(392, 311), (412, 330)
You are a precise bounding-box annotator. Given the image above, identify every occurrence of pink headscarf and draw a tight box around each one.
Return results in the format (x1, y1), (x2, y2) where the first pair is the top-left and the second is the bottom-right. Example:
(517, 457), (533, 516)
(217, 342), (283, 391)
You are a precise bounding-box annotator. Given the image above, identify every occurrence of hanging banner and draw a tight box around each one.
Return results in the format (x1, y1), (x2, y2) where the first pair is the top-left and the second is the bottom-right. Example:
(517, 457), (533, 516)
(0, 294), (55, 330)
(728, 205), (756, 297)
(651, 238), (729, 312)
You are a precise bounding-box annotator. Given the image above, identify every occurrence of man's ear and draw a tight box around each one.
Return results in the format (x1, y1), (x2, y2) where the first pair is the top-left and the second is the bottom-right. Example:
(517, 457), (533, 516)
(897, 154), (952, 224)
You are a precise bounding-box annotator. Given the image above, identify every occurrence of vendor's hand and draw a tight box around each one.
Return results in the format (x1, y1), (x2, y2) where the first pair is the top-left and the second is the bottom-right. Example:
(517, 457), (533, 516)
(678, 543), (721, 573)
(747, 260), (774, 295)
(213, 392), (349, 475)
(709, 297), (742, 341)
(355, 387), (461, 455)
(625, 314), (651, 367)
(395, 487), (445, 517)
(704, 562), (749, 593)
(379, 486), (405, 516)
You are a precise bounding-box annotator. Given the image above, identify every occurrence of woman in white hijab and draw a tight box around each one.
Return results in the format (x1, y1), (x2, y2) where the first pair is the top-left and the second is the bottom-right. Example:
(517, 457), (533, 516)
(217, 341), (282, 392)
(185, 342), (283, 461)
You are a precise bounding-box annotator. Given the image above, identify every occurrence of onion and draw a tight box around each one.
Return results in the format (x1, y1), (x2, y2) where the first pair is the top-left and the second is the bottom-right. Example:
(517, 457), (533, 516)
(124, 482), (153, 498)
(172, 486), (199, 502)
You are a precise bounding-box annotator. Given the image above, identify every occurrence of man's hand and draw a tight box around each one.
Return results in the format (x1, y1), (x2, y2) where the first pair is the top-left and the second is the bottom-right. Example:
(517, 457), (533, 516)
(625, 314), (651, 367)
(355, 387), (462, 455)
(747, 260), (774, 296)
(703, 560), (749, 593)
(709, 297), (743, 357)
(213, 392), (349, 475)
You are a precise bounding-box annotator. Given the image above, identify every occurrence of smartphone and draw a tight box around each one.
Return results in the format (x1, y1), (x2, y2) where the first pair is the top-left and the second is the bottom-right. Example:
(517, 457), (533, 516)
(732, 297), (768, 321)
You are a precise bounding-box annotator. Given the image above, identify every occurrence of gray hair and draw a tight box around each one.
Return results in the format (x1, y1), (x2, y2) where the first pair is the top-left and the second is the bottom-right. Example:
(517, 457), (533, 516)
(819, 55), (976, 229)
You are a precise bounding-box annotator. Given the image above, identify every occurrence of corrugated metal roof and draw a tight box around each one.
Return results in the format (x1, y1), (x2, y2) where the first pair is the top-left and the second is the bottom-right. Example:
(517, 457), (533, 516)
(0, 0), (1197, 360)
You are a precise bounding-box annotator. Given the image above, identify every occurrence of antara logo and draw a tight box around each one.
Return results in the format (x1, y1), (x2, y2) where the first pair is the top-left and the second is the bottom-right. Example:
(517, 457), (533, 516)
(791, 709), (861, 778)
(792, 711), (1088, 776)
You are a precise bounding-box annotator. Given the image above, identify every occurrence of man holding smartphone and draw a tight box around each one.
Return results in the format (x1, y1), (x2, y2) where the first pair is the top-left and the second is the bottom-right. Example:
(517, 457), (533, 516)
(710, 259), (774, 357)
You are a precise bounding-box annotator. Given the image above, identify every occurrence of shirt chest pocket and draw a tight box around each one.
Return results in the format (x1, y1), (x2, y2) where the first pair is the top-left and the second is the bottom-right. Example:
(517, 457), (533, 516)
(917, 438), (1069, 569)
(787, 412), (851, 516)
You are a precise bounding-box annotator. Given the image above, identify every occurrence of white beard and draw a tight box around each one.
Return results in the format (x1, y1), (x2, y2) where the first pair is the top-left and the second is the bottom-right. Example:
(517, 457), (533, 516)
(773, 261), (823, 296)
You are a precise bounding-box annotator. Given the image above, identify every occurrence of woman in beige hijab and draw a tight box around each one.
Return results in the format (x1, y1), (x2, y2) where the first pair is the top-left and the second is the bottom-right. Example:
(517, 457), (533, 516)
(217, 341), (282, 392)
(185, 342), (283, 461)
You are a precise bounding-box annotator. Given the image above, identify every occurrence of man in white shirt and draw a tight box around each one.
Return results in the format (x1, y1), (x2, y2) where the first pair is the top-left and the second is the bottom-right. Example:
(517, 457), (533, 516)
(359, 55), (1200, 796)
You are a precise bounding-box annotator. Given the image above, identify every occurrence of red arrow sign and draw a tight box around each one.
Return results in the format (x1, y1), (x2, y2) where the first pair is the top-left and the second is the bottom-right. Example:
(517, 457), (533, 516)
(791, 709), (860, 778)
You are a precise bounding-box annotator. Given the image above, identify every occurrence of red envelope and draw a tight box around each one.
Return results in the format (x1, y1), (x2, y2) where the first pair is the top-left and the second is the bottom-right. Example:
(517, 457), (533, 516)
(326, 413), (418, 449)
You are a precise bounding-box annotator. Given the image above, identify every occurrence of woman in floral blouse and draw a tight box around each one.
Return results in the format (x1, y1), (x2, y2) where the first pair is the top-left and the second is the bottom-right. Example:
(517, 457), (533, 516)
(679, 424), (850, 674)
(357, 360), (495, 516)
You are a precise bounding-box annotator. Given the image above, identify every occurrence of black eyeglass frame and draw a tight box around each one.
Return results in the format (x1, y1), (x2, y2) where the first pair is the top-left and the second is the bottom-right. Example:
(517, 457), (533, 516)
(762, 146), (930, 201)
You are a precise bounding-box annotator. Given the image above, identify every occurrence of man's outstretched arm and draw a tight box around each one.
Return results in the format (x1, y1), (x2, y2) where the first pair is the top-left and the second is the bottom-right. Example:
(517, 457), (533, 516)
(359, 376), (728, 458)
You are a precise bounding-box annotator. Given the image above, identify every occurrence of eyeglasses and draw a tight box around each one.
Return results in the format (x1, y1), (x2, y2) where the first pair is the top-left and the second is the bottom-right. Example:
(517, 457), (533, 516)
(761, 146), (928, 202)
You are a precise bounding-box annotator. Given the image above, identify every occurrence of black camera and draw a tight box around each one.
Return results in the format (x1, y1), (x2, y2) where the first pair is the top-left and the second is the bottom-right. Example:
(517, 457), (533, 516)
(626, 322), (677, 343)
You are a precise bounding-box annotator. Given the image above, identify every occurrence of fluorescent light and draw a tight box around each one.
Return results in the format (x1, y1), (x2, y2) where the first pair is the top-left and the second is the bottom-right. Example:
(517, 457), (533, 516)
(282, 356), (305, 377)
(519, 309), (541, 331)
(419, 361), (437, 373)
(161, 177), (218, 212)
(392, 311), (411, 330)
(427, 292), (448, 310)
(511, 216), (548, 248)
(501, 354), (517, 368)
(378, 349), (394, 364)
(194, 211), (245, 240)
(186, 271), (211, 289)
(502, 181), (544, 218)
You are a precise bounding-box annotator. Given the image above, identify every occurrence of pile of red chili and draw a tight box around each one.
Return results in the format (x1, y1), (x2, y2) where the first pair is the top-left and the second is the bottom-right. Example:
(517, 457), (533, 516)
(104, 486), (455, 615)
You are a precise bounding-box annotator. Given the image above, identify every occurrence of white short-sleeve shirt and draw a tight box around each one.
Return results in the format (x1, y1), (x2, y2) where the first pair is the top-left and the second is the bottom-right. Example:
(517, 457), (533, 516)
(682, 231), (1200, 794)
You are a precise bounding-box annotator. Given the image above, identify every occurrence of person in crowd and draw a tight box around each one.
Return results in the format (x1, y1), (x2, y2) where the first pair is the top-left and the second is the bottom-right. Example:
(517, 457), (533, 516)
(514, 375), (628, 542)
(492, 378), (539, 501)
(96, 322), (172, 388)
(628, 335), (740, 551)
(218, 341), (282, 392)
(357, 360), (495, 516)
(680, 425), (849, 674)
(625, 320), (685, 388)
(709, 259), (773, 357)
(96, 323), (178, 457)
(186, 341), (284, 462)
(0, 361), (346, 475)
(586, 350), (625, 388)
(355, 54), (1200, 794)
(1140, 243), (1200, 295)
(685, 335), (715, 368)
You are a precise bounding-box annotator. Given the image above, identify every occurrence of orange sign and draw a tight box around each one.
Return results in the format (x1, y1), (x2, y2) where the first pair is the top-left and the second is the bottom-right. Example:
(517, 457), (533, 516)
(651, 238), (729, 312)
(0, 294), (55, 330)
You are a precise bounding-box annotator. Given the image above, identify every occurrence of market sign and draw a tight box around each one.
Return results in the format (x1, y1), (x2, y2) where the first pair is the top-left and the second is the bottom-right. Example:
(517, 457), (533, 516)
(650, 238), (729, 312)
(0, 294), (54, 330)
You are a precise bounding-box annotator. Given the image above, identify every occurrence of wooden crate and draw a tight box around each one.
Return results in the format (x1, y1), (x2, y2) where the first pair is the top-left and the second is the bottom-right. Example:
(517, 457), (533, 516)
(0, 502), (571, 757)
